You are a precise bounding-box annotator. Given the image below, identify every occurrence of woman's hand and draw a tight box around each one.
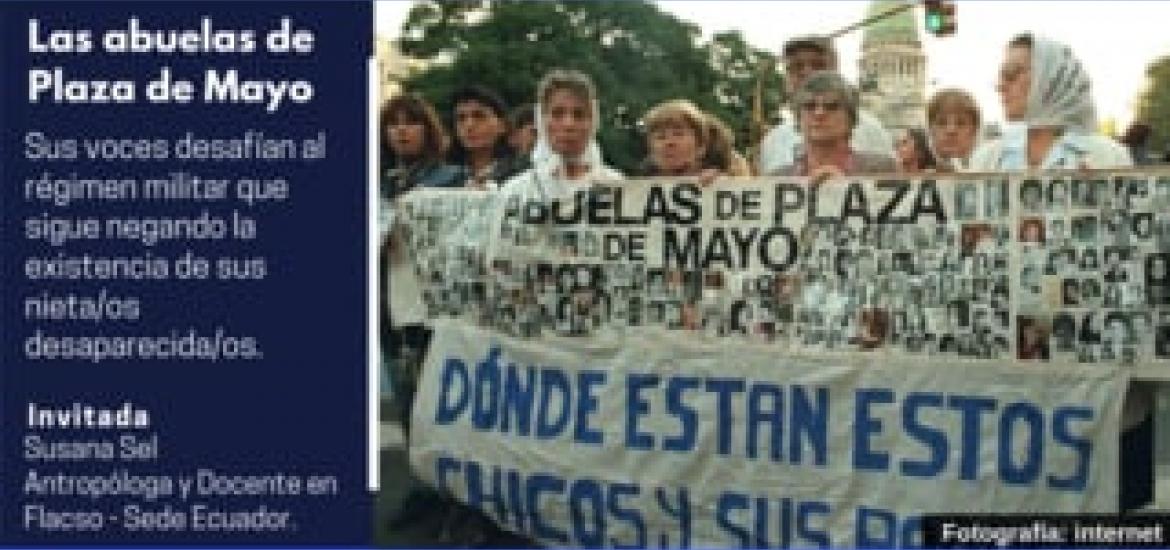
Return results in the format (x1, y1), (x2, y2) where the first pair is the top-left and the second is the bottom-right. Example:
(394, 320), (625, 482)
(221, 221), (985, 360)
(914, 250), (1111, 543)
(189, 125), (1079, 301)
(809, 164), (844, 185)
(697, 168), (722, 187)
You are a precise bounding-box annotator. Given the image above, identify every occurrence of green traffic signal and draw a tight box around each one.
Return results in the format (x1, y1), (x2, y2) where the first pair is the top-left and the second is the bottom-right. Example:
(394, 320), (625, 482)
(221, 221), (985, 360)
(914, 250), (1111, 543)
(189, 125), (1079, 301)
(925, 13), (943, 33)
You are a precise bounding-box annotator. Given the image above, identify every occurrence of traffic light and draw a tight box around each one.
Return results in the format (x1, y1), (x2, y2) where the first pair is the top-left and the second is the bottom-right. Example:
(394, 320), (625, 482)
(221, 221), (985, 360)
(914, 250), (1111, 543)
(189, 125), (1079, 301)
(924, 0), (956, 37)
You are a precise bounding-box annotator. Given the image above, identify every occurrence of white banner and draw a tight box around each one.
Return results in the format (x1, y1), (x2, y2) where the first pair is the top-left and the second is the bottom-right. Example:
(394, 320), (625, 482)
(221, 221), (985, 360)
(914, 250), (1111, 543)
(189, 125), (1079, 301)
(410, 319), (1125, 548)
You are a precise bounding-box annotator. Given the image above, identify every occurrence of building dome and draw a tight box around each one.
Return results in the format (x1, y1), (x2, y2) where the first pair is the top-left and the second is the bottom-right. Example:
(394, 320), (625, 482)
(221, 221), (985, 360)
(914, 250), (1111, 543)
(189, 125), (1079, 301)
(862, 0), (920, 47)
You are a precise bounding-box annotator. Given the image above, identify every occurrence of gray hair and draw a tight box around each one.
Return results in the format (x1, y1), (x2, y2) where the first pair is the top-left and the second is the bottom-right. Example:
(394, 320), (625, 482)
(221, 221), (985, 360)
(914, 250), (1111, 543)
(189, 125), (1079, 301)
(537, 69), (597, 108)
(793, 70), (859, 129)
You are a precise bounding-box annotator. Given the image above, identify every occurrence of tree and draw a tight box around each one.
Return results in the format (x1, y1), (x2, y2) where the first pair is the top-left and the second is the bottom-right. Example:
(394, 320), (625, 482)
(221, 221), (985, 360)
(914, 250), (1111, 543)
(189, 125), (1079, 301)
(396, 0), (783, 172)
(1135, 55), (1170, 157)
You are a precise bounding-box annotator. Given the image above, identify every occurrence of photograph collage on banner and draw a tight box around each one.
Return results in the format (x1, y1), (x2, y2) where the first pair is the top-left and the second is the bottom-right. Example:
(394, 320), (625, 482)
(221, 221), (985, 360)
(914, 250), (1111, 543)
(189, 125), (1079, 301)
(393, 171), (1170, 366)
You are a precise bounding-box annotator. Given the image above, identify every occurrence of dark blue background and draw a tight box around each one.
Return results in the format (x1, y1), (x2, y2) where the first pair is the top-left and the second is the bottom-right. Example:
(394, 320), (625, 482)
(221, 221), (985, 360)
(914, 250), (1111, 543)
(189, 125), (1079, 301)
(1, 2), (371, 545)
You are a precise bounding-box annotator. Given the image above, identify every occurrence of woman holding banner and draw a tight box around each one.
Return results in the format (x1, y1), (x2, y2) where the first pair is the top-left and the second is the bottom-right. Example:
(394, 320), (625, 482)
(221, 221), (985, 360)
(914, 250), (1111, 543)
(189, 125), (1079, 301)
(970, 34), (1147, 511)
(499, 69), (622, 201)
(379, 94), (462, 426)
(771, 71), (896, 178)
(639, 99), (749, 181)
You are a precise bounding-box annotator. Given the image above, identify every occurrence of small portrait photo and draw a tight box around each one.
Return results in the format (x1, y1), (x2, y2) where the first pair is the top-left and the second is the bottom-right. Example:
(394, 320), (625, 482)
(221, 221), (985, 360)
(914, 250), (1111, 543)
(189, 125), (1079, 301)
(775, 275), (801, 303)
(627, 297), (643, 326)
(1091, 178), (1109, 207)
(1047, 178), (1069, 211)
(1062, 278), (1081, 306)
(1072, 178), (1096, 207)
(579, 231), (600, 257)
(1129, 177), (1150, 201)
(704, 269), (726, 290)
(1080, 278), (1101, 303)
(730, 300), (753, 335)
(515, 224), (540, 247)
(856, 306), (889, 351)
(892, 251), (914, 273)
(947, 300), (970, 328)
(983, 179), (1008, 218)
(960, 223), (993, 256)
(1132, 212), (1154, 241)
(555, 297), (574, 335)
(1160, 219), (1170, 249)
(646, 268), (666, 297)
(1102, 211), (1128, 244)
(1103, 246), (1131, 283)
(1052, 313), (1078, 352)
(1155, 177), (1170, 208)
(939, 334), (957, 353)
(1017, 315), (1051, 361)
(561, 230), (579, 256)
(1019, 217), (1046, 244)
(1048, 217), (1068, 243)
(1103, 283), (1123, 308)
(1020, 179), (1044, 212)
(665, 300), (683, 329)
(835, 249), (856, 279)
(1070, 178), (1087, 206)
(536, 263), (556, 291)
(1047, 248), (1074, 274)
(1146, 253), (1170, 306)
(956, 182), (980, 220)
(629, 265), (646, 291)
(1156, 324), (1170, 359)
(1072, 215), (1098, 243)
(1078, 248), (1100, 271)
(1104, 311), (1135, 346)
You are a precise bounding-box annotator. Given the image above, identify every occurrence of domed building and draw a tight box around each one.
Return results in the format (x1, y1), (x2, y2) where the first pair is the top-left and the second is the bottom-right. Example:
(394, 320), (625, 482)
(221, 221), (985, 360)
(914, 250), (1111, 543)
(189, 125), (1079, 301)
(857, 0), (927, 130)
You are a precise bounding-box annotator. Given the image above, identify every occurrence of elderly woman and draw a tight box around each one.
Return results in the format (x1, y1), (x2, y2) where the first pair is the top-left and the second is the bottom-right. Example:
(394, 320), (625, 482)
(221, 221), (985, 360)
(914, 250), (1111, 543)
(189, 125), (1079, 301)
(972, 33), (1144, 511)
(639, 99), (750, 179)
(969, 34), (1130, 171)
(497, 69), (622, 209)
(894, 127), (938, 174)
(927, 88), (981, 170)
(772, 70), (896, 178)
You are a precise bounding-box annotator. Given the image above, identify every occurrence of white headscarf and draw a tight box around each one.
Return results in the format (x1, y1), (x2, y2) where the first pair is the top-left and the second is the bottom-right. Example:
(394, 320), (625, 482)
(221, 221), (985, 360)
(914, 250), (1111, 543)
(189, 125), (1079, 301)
(994, 34), (1101, 170)
(530, 82), (607, 182)
(1020, 34), (1097, 132)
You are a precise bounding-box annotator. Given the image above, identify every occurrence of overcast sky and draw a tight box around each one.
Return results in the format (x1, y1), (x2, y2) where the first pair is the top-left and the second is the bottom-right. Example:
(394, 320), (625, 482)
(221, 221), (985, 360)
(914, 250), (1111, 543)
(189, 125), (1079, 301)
(375, 0), (1170, 130)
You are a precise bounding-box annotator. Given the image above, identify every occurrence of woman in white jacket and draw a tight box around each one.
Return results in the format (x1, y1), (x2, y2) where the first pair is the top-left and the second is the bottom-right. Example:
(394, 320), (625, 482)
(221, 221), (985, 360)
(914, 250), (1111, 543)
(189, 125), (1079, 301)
(973, 33), (1148, 512)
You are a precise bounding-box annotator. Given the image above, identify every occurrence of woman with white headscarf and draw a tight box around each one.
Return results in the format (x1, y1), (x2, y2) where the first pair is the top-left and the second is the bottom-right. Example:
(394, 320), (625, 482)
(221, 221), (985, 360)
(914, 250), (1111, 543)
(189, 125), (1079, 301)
(969, 33), (1131, 170)
(499, 69), (622, 201)
(973, 33), (1147, 512)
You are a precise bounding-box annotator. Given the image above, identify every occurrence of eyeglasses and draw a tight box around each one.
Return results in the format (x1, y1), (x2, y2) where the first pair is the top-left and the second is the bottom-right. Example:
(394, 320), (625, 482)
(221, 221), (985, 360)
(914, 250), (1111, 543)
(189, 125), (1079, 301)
(799, 100), (843, 113)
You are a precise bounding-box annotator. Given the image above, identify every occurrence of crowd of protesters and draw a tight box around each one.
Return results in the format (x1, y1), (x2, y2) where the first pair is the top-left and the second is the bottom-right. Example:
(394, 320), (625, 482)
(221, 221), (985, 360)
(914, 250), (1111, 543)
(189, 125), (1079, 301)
(380, 31), (1165, 542)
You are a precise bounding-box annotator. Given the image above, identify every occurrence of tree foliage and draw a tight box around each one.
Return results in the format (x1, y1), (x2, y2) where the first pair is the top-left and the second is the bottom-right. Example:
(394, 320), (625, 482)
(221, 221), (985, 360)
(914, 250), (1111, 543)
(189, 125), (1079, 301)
(396, 0), (784, 171)
(1135, 55), (1170, 155)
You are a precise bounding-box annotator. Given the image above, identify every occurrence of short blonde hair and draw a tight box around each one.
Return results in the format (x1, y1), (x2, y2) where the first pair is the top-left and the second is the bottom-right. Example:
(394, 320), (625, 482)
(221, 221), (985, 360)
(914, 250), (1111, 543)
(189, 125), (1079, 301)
(643, 99), (708, 143)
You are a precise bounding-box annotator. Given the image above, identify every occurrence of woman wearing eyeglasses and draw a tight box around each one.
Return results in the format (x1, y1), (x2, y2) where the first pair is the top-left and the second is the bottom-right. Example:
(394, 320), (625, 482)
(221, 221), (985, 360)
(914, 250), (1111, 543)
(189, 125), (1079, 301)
(770, 70), (896, 179)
